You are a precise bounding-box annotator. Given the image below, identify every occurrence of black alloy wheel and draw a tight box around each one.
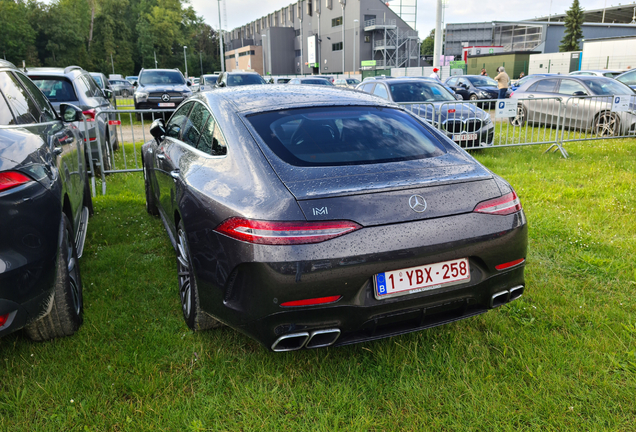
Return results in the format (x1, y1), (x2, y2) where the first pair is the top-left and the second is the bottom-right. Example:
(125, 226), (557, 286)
(25, 214), (83, 341)
(176, 221), (222, 331)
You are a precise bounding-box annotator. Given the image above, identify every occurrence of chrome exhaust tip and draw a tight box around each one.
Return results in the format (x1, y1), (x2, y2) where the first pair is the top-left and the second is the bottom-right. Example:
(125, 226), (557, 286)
(509, 285), (524, 301)
(490, 290), (510, 308)
(306, 329), (341, 349)
(271, 332), (310, 352)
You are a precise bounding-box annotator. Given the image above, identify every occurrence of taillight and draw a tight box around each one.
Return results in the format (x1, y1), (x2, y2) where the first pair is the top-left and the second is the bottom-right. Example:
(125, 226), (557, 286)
(214, 217), (361, 245)
(0, 313), (9, 327)
(474, 191), (522, 215)
(509, 92), (514, 97)
(0, 171), (31, 193)
(82, 109), (96, 121)
(280, 295), (342, 307)
(495, 258), (525, 270)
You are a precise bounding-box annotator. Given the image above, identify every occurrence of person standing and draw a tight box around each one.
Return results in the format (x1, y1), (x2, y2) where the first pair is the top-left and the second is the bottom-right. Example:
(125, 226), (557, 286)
(429, 67), (441, 83)
(494, 66), (510, 99)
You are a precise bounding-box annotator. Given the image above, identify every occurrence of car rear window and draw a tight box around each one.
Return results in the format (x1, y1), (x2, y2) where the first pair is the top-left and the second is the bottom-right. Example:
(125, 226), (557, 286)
(577, 77), (634, 96)
(30, 77), (78, 102)
(227, 74), (266, 86)
(247, 106), (445, 167)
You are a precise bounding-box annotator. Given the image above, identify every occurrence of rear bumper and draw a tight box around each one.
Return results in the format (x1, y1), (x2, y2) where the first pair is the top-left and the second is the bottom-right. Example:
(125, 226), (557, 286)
(189, 210), (528, 350)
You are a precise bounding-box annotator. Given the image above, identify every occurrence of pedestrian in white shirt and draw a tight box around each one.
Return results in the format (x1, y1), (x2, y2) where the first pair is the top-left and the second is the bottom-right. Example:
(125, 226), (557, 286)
(430, 67), (441, 82)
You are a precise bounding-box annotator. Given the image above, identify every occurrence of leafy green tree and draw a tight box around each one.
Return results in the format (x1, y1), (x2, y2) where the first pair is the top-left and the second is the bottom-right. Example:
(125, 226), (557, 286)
(0, 0), (38, 65)
(559, 0), (584, 52)
(420, 29), (434, 56)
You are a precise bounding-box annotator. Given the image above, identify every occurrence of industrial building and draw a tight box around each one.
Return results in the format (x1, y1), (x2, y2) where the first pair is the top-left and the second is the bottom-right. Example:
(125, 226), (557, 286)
(224, 0), (420, 75)
(444, 4), (636, 59)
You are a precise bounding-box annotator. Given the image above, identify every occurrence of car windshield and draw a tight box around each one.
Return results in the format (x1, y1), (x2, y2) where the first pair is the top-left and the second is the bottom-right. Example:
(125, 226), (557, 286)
(247, 106), (445, 166)
(227, 74), (266, 86)
(389, 81), (456, 102)
(301, 79), (333, 85)
(139, 71), (185, 85)
(468, 76), (498, 87)
(31, 78), (78, 102)
(578, 77), (635, 95)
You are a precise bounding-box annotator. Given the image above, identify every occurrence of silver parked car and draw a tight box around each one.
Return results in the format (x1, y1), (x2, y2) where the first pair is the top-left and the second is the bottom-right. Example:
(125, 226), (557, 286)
(510, 75), (636, 136)
(335, 78), (361, 88)
(569, 70), (623, 78)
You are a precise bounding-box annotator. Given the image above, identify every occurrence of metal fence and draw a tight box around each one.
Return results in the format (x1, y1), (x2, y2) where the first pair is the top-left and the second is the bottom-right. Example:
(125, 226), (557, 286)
(398, 94), (636, 158)
(88, 109), (174, 195)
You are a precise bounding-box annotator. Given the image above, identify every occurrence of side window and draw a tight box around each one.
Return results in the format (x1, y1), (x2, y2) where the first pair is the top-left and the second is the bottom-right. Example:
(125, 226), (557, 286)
(181, 103), (211, 147)
(75, 76), (91, 99)
(166, 102), (194, 139)
(0, 90), (15, 125)
(0, 71), (40, 124)
(198, 115), (227, 156)
(618, 70), (636, 86)
(14, 72), (57, 122)
(361, 83), (375, 93)
(458, 78), (469, 87)
(557, 80), (587, 95)
(83, 75), (102, 97)
(447, 77), (458, 86)
(532, 79), (558, 93)
(373, 84), (389, 100)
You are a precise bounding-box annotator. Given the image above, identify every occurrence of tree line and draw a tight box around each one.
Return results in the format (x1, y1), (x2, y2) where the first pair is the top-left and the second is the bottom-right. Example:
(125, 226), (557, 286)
(0, 0), (223, 77)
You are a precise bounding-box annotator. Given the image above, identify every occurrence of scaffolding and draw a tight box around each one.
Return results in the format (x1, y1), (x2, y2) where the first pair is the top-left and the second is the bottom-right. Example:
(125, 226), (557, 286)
(365, 18), (419, 69)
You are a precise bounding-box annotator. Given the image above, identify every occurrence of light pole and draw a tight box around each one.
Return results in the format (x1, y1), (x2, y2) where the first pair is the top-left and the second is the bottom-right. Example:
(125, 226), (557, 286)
(353, 19), (358, 72)
(199, 51), (203, 75)
(341, 1), (345, 75)
(183, 46), (188, 78)
(218, 0), (225, 72)
(261, 34), (266, 76)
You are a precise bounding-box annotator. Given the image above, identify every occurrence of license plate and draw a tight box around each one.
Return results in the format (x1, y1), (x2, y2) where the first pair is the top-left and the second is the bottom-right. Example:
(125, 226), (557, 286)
(374, 258), (470, 300)
(453, 133), (478, 141)
(158, 103), (175, 107)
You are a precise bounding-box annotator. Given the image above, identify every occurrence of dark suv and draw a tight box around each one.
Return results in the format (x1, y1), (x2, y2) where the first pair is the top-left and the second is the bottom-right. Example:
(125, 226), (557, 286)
(27, 66), (119, 172)
(133, 69), (192, 112)
(0, 60), (91, 341)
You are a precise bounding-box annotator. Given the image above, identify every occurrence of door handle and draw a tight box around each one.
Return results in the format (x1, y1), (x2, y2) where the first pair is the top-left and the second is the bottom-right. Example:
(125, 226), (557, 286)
(170, 170), (180, 180)
(156, 153), (166, 160)
(528, 95), (534, 98)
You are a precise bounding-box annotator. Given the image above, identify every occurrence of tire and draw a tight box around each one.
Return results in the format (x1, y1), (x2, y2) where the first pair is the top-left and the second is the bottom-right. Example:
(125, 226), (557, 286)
(593, 111), (620, 137)
(102, 137), (112, 173)
(122, 90), (130, 97)
(83, 177), (94, 216)
(469, 94), (478, 101)
(509, 104), (527, 127)
(143, 162), (159, 216)
(176, 220), (222, 331)
(25, 214), (83, 341)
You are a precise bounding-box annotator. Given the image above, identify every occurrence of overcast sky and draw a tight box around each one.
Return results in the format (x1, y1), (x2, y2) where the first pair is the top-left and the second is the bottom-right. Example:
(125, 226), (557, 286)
(193, 0), (615, 38)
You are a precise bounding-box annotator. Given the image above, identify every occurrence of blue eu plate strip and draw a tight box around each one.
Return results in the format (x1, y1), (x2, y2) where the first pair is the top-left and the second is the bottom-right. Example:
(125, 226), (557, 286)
(376, 273), (387, 296)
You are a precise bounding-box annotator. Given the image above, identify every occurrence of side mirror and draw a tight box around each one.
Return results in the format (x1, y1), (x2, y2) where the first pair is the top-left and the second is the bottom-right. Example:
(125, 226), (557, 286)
(217, 81), (226, 88)
(60, 103), (83, 122)
(150, 119), (166, 144)
(133, 81), (139, 87)
(186, 81), (192, 86)
(455, 94), (463, 100)
(103, 89), (113, 100)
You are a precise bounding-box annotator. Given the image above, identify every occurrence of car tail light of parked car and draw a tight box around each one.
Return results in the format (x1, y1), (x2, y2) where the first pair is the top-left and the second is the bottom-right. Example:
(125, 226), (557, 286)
(474, 191), (522, 215)
(0, 171), (32, 193)
(214, 217), (361, 245)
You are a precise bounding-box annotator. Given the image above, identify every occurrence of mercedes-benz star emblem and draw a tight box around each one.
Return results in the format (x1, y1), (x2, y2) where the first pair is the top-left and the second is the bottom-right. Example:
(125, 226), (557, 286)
(409, 195), (427, 213)
(161, 93), (171, 102)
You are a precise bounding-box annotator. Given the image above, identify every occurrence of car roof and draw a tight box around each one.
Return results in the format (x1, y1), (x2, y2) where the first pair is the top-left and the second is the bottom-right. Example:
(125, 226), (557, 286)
(572, 70), (621, 73)
(206, 85), (395, 114)
(26, 66), (86, 78)
(0, 60), (17, 70)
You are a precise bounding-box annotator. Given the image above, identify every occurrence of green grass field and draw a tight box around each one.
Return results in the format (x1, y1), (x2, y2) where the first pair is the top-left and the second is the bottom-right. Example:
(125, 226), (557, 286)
(1, 140), (635, 431)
